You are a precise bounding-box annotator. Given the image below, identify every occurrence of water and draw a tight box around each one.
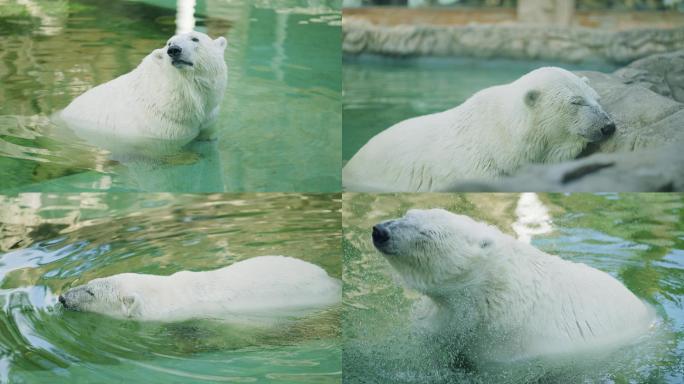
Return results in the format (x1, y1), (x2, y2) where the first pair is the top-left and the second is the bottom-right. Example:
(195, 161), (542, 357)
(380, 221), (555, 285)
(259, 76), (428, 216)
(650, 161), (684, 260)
(342, 55), (617, 163)
(0, 0), (341, 193)
(342, 193), (684, 383)
(0, 193), (341, 383)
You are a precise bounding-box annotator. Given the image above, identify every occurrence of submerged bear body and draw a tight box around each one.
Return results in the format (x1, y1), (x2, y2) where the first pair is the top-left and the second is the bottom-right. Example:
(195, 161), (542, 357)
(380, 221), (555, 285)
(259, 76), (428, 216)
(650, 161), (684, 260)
(372, 209), (654, 362)
(59, 256), (341, 323)
(59, 31), (227, 148)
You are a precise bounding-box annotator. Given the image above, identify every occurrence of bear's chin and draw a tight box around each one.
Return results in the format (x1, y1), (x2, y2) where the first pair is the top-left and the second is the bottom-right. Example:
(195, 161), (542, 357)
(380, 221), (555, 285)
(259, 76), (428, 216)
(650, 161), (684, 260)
(172, 59), (194, 68)
(580, 132), (605, 143)
(374, 244), (398, 256)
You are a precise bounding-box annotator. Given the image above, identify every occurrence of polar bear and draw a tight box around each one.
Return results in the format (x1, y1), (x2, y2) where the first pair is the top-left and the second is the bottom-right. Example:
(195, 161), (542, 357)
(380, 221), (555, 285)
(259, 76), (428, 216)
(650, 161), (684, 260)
(343, 67), (616, 192)
(58, 256), (341, 323)
(59, 31), (227, 148)
(372, 209), (655, 363)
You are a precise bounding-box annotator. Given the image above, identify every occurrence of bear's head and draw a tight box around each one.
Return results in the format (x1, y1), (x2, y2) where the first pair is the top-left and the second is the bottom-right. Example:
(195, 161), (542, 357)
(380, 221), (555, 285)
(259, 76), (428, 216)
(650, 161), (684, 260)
(59, 275), (142, 319)
(516, 67), (615, 161)
(151, 31), (227, 74)
(372, 209), (503, 299)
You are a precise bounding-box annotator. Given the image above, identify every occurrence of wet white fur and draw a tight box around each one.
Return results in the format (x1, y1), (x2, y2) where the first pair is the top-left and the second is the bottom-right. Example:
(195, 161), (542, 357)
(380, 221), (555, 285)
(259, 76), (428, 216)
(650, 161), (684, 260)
(344, 67), (613, 192)
(61, 256), (341, 323)
(60, 31), (227, 144)
(376, 209), (655, 362)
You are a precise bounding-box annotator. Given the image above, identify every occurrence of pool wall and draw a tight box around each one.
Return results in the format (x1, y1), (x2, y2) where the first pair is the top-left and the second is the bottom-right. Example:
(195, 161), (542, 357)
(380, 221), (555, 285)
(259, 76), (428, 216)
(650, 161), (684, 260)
(343, 8), (684, 64)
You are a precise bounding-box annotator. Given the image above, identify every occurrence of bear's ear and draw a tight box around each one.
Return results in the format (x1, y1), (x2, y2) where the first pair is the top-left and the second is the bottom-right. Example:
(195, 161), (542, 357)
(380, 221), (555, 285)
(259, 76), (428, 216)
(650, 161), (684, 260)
(581, 76), (590, 84)
(122, 294), (141, 318)
(214, 36), (227, 50)
(524, 89), (541, 107)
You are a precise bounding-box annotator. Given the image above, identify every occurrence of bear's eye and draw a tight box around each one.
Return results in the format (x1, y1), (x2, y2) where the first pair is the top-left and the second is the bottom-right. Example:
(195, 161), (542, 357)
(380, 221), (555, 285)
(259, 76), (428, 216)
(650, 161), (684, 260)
(85, 289), (95, 297)
(191, 37), (199, 42)
(571, 97), (586, 106)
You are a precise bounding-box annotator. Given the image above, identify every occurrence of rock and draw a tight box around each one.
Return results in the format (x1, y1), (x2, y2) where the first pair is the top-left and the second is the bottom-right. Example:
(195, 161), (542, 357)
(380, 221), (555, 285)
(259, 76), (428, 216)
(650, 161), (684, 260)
(574, 70), (684, 153)
(614, 50), (684, 102)
(444, 143), (684, 192)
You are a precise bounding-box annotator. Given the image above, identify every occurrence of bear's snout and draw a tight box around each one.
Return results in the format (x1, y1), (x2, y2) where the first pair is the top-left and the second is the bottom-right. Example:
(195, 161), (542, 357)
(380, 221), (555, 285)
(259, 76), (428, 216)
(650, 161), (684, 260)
(167, 45), (182, 58)
(372, 224), (391, 247)
(601, 122), (616, 137)
(58, 294), (74, 310)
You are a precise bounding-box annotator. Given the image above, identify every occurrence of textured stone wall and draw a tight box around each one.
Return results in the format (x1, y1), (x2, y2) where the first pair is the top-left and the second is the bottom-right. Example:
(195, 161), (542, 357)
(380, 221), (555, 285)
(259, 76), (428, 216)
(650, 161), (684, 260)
(518, 0), (575, 26)
(343, 18), (684, 64)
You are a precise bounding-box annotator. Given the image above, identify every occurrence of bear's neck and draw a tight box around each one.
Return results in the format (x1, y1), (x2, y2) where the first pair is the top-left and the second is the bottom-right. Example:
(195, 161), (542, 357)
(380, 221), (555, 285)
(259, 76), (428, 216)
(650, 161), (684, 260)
(132, 59), (223, 128)
(518, 127), (587, 165)
(448, 93), (586, 175)
(424, 240), (544, 327)
(511, 106), (589, 166)
(440, 91), (532, 178)
(480, 98), (541, 175)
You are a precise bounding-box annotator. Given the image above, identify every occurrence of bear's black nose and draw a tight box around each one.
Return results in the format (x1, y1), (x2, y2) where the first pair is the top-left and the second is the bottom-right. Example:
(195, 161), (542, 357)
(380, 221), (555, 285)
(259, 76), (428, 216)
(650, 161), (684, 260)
(601, 122), (616, 136)
(167, 45), (182, 58)
(58, 295), (66, 305)
(372, 225), (390, 246)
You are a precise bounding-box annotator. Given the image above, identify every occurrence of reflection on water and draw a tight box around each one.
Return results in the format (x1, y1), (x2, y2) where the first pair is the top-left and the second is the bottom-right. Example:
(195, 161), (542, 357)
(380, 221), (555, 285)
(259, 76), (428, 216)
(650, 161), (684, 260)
(176, 0), (196, 34)
(0, 193), (341, 383)
(342, 55), (617, 163)
(0, 0), (341, 192)
(342, 193), (684, 383)
(512, 192), (552, 243)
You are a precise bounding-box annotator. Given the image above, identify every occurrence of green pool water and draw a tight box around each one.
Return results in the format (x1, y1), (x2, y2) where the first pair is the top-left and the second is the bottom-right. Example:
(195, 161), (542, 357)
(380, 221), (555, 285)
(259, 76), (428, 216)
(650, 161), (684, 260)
(0, 193), (341, 383)
(343, 193), (684, 383)
(0, 0), (341, 193)
(342, 55), (617, 163)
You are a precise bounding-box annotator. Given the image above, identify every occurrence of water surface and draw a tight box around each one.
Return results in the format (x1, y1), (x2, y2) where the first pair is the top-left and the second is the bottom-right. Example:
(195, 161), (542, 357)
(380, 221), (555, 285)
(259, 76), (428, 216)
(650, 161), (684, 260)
(343, 193), (684, 383)
(0, 193), (341, 383)
(0, 0), (341, 192)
